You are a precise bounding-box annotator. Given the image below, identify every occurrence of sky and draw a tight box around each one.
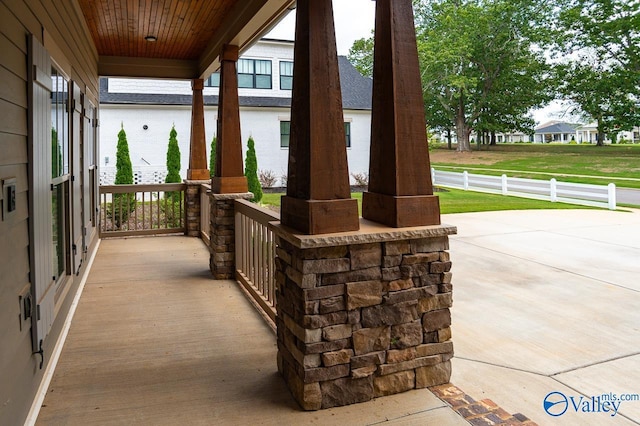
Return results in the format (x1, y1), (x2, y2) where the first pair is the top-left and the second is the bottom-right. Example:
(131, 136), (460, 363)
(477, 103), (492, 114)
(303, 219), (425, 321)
(266, 0), (558, 125)
(266, 0), (376, 55)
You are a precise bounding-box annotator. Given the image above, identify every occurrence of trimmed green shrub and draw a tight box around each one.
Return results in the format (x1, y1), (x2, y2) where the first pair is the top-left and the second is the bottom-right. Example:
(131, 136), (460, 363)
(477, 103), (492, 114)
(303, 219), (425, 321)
(165, 125), (181, 183)
(112, 124), (136, 228)
(209, 136), (217, 178)
(165, 125), (182, 202)
(244, 136), (262, 202)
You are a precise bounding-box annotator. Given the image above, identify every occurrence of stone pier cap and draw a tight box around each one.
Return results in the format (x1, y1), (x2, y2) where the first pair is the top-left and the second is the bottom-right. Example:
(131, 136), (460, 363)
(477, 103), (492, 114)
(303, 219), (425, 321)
(269, 218), (457, 250)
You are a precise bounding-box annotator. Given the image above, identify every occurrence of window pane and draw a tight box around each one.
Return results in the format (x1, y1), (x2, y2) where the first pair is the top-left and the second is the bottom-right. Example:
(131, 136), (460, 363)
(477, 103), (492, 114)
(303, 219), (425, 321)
(255, 60), (271, 74)
(256, 75), (272, 89)
(205, 72), (220, 87)
(344, 122), (351, 147)
(89, 169), (96, 226)
(52, 183), (65, 279)
(280, 76), (293, 90)
(51, 69), (59, 178)
(62, 78), (69, 175)
(238, 59), (254, 74)
(280, 121), (290, 148)
(280, 61), (293, 76)
(87, 105), (95, 166)
(238, 74), (254, 88)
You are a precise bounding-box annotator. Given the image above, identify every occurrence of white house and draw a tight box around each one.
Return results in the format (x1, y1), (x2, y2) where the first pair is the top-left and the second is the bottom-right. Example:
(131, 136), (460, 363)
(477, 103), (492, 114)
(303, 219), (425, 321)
(99, 39), (373, 186)
(576, 123), (640, 144)
(533, 121), (579, 143)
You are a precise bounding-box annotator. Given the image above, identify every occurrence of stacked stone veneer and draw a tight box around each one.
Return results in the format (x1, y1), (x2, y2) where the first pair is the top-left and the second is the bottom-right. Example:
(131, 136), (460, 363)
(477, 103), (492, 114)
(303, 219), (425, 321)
(209, 192), (252, 279)
(272, 223), (457, 410)
(184, 180), (208, 237)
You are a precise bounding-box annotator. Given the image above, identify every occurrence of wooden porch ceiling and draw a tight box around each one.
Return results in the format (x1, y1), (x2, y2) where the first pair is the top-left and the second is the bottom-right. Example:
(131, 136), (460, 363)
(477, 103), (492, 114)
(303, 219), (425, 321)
(78, 0), (295, 79)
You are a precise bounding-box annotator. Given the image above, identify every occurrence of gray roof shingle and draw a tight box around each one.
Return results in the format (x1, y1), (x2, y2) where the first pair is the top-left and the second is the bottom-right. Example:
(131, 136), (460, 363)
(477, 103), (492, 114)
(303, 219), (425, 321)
(100, 56), (372, 110)
(535, 122), (577, 134)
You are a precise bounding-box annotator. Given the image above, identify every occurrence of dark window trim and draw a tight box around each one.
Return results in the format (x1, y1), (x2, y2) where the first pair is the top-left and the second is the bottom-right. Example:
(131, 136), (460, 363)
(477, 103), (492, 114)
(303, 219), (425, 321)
(238, 58), (272, 89)
(280, 61), (293, 90)
(280, 120), (351, 148)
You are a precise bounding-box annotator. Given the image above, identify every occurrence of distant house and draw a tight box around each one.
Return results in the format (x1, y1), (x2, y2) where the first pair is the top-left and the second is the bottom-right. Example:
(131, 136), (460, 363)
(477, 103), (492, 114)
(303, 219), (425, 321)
(576, 123), (640, 144)
(99, 39), (373, 186)
(494, 131), (531, 143)
(534, 121), (578, 143)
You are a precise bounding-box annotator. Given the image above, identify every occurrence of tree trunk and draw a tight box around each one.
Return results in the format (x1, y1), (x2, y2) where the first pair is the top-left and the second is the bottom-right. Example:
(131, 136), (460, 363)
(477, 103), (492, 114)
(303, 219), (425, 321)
(447, 129), (452, 150)
(596, 117), (605, 147)
(490, 131), (496, 145)
(455, 96), (471, 152)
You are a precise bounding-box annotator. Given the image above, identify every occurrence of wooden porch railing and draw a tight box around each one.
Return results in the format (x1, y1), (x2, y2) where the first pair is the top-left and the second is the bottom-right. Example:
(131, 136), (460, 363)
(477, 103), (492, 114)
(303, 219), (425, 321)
(200, 183), (211, 246)
(99, 183), (186, 238)
(234, 199), (279, 323)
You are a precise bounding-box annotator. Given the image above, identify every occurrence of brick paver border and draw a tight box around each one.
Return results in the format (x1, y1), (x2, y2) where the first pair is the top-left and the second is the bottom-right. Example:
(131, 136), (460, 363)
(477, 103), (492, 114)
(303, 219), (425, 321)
(430, 383), (538, 426)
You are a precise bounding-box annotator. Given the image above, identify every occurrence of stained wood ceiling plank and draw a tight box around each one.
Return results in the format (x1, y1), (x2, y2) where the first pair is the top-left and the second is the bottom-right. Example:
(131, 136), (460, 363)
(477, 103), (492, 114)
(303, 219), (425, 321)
(139, 0), (150, 58)
(102, 0), (118, 55)
(80, 0), (290, 63)
(155, 0), (175, 58)
(171, 0), (199, 59)
(115, 0), (128, 58)
(127, 0), (138, 57)
(191, 1), (222, 56)
(166, 0), (187, 59)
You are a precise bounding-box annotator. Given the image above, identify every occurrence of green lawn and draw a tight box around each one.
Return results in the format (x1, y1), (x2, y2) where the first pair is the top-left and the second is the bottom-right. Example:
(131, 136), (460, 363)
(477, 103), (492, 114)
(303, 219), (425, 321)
(257, 144), (636, 214)
(430, 143), (640, 189)
(260, 188), (589, 215)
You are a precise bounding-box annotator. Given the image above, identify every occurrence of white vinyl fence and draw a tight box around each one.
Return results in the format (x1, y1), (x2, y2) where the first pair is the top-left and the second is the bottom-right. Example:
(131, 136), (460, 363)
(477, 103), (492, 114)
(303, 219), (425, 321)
(431, 168), (616, 210)
(100, 166), (167, 185)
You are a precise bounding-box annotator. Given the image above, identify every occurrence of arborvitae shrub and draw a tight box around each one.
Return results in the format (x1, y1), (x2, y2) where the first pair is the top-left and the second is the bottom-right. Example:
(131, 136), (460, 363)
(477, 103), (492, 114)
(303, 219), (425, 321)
(112, 124), (136, 228)
(244, 136), (262, 202)
(209, 136), (217, 178)
(165, 125), (182, 202)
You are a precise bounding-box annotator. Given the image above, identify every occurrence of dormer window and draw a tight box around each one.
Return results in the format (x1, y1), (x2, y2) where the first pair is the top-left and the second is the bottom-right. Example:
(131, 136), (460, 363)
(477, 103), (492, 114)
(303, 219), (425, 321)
(238, 59), (272, 89)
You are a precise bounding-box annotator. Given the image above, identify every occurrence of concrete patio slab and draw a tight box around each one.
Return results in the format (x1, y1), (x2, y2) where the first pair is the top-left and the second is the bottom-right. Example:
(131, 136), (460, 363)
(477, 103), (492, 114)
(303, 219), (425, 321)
(554, 354), (640, 421)
(450, 238), (640, 375)
(446, 209), (640, 425)
(452, 358), (638, 426)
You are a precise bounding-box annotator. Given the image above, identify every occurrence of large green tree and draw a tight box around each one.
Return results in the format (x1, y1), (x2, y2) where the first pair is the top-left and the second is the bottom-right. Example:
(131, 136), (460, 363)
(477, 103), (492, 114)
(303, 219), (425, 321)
(348, 0), (553, 152)
(415, 0), (552, 151)
(347, 35), (374, 78)
(553, 0), (640, 145)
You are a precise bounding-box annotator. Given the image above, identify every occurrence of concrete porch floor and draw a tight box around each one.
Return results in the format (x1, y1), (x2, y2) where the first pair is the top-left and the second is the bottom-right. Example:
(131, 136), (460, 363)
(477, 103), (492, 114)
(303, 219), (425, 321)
(35, 208), (640, 425)
(35, 236), (467, 425)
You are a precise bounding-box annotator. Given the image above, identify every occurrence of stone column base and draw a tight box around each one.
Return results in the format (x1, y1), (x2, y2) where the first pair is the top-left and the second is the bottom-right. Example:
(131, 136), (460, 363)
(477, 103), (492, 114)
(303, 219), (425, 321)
(184, 180), (210, 237)
(270, 219), (457, 410)
(209, 192), (253, 279)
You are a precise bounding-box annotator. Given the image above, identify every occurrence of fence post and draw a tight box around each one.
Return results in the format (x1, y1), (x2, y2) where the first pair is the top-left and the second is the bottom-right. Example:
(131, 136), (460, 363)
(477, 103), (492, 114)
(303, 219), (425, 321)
(550, 178), (557, 202)
(501, 174), (508, 195)
(431, 167), (436, 187)
(463, 171), (469, 190)
(608, 183), (616, 210)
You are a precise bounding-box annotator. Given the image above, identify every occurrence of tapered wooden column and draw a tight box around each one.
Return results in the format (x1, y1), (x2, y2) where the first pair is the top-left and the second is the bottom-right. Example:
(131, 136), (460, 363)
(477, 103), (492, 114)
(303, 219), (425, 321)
(280, 0), (359, 235)
(212, 45), (248, 194)
(362, 0), (441, 227)
(187, 79), (210, 180)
